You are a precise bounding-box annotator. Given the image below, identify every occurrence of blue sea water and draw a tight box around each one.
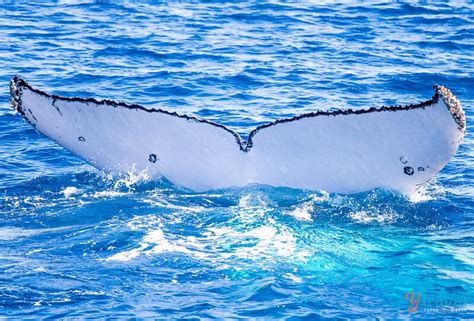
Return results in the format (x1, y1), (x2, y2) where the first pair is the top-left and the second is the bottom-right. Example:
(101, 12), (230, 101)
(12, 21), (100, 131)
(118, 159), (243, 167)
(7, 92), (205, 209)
(0, 0), (473, 319)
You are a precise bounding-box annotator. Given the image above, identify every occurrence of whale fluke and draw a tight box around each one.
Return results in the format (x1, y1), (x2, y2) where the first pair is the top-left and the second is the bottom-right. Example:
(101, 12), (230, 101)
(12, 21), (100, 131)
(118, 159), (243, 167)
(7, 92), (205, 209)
(10, 77), (465, 193)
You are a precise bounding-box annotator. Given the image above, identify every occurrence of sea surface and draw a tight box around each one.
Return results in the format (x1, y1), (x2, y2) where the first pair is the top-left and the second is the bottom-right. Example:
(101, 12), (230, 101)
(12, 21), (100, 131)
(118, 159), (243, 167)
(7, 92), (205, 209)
(0, 1), (473, 319)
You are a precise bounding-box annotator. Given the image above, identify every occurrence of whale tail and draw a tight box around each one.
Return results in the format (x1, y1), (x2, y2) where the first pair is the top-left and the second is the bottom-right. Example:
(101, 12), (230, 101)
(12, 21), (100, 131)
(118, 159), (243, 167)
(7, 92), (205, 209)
(10, 76), (465, 193)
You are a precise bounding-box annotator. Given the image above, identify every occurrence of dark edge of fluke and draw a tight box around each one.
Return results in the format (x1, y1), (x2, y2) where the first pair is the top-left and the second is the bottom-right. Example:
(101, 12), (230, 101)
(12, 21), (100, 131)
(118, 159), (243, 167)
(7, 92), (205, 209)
(10, 76), (466, 152)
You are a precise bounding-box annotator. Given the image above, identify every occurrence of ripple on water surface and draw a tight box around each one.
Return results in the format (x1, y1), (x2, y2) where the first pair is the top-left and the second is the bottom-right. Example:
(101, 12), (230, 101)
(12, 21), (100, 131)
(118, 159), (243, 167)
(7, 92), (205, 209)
(0, 1), (473, 319)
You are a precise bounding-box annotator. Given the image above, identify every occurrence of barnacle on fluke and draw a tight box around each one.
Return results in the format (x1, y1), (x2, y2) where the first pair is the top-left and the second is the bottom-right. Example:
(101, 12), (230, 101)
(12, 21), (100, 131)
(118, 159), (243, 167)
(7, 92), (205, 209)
(435, 84), (466, 132)
(148, 154), (157, 163)
(10, 77), (465, 194)
(404, 166), (415, 176)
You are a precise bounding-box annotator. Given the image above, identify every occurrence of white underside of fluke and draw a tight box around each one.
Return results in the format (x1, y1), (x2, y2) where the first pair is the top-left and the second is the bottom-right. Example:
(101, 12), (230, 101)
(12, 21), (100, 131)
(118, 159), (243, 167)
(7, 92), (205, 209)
(10, 77), (465, 194)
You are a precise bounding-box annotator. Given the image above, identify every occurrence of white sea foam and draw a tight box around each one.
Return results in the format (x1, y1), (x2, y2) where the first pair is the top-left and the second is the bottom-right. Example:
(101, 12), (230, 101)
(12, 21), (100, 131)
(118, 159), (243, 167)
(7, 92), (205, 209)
(287, 202), (313, 221)
(142, 197), (205, 213)
(106, 194), (311, 264)
(283, 273), (303, 283)
(0, 227), (68, 240)
(403, 177), (449, 203)
(106, 222), (307, 263)
(106, 247), (143, 262)
(114, 166), (150, 189)
(61, 186), (82, 198)
(0, 227), (37, 240)
(349, 210), (398, 224)
(92, 190), (128, 198)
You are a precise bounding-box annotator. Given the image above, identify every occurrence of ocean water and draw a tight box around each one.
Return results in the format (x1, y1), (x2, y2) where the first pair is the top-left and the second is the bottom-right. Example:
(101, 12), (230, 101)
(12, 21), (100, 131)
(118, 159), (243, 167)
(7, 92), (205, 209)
(0, 1), (473, 319)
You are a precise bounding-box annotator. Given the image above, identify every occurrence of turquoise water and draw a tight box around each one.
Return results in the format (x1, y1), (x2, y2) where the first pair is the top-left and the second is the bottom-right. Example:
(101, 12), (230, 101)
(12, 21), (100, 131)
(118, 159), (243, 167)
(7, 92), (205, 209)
(0, 1), (473, 319)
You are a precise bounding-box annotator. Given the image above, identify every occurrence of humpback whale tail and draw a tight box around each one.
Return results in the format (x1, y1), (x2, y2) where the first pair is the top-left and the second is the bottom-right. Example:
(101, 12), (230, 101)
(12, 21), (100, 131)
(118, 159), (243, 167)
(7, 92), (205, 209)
(10, 76), (465, 194)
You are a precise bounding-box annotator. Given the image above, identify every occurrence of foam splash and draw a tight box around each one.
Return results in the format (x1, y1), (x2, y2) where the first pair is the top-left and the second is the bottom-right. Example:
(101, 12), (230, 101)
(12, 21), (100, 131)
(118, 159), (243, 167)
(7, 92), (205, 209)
(113, 166), (151, 190)
(61, 186), (82, 198)
(349, 210), (399, 225)
(106, 223), (308, 263)
(286, 201), (315, 221)
(106, 193), (311, 264)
